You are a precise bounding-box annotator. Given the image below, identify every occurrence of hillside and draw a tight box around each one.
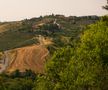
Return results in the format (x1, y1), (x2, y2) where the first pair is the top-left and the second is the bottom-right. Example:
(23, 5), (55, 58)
(0, 15), (99, 51)
(0, 15), (100, 73)
(0, 45), (49, 74)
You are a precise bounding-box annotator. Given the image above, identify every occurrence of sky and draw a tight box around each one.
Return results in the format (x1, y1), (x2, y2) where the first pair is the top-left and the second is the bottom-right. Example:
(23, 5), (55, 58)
(0, 0), (107, 21)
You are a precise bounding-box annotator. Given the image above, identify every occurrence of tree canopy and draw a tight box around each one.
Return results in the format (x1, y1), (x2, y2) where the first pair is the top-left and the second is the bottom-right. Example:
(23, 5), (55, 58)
(38, 16), (108, 90)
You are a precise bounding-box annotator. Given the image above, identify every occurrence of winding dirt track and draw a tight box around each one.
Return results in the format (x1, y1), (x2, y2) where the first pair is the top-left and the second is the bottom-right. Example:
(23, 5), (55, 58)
(5, 45), (49, 73)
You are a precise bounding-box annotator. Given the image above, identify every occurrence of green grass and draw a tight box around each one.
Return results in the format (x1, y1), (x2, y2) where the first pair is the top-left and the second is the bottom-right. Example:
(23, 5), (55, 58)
(0, 31), (36, 51)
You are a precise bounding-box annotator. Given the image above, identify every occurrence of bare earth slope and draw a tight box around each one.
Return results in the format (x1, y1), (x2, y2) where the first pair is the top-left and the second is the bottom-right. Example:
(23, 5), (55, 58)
(6, 45), (49, 73)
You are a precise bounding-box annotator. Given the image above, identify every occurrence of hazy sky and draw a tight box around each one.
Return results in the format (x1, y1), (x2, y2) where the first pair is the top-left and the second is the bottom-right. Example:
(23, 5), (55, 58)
(0, 0), (107, 21)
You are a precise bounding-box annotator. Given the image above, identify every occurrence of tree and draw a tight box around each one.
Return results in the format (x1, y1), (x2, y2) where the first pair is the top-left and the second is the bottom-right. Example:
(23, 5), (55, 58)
(103, 0), (108, 10)
(11, 69), (21, 78)
(62, 18), (108, 90)
(25, 69), (36, 80)
(45, 47), (75, 90)
(33, 75), (52, 90)
(44, 17), (108, 90)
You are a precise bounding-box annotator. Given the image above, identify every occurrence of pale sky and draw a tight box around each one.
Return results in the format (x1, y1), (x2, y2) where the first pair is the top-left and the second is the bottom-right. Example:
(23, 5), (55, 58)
(0, 0), (107, 21)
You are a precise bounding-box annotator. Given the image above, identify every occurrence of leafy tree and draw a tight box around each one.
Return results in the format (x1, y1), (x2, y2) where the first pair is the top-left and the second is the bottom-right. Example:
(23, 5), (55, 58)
(11, 69), (20, 78)
(45, 47), (75, 90)
(62, 18), (108, 90)
(43, 17), (108, 90)
(25, 69), (36, 80)
(41, 23), (60, 34)
(33, 75), (53, 90)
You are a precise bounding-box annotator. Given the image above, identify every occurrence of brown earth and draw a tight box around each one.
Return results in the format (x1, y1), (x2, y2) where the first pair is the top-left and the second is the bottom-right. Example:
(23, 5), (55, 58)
(6, 45), (49, 73)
